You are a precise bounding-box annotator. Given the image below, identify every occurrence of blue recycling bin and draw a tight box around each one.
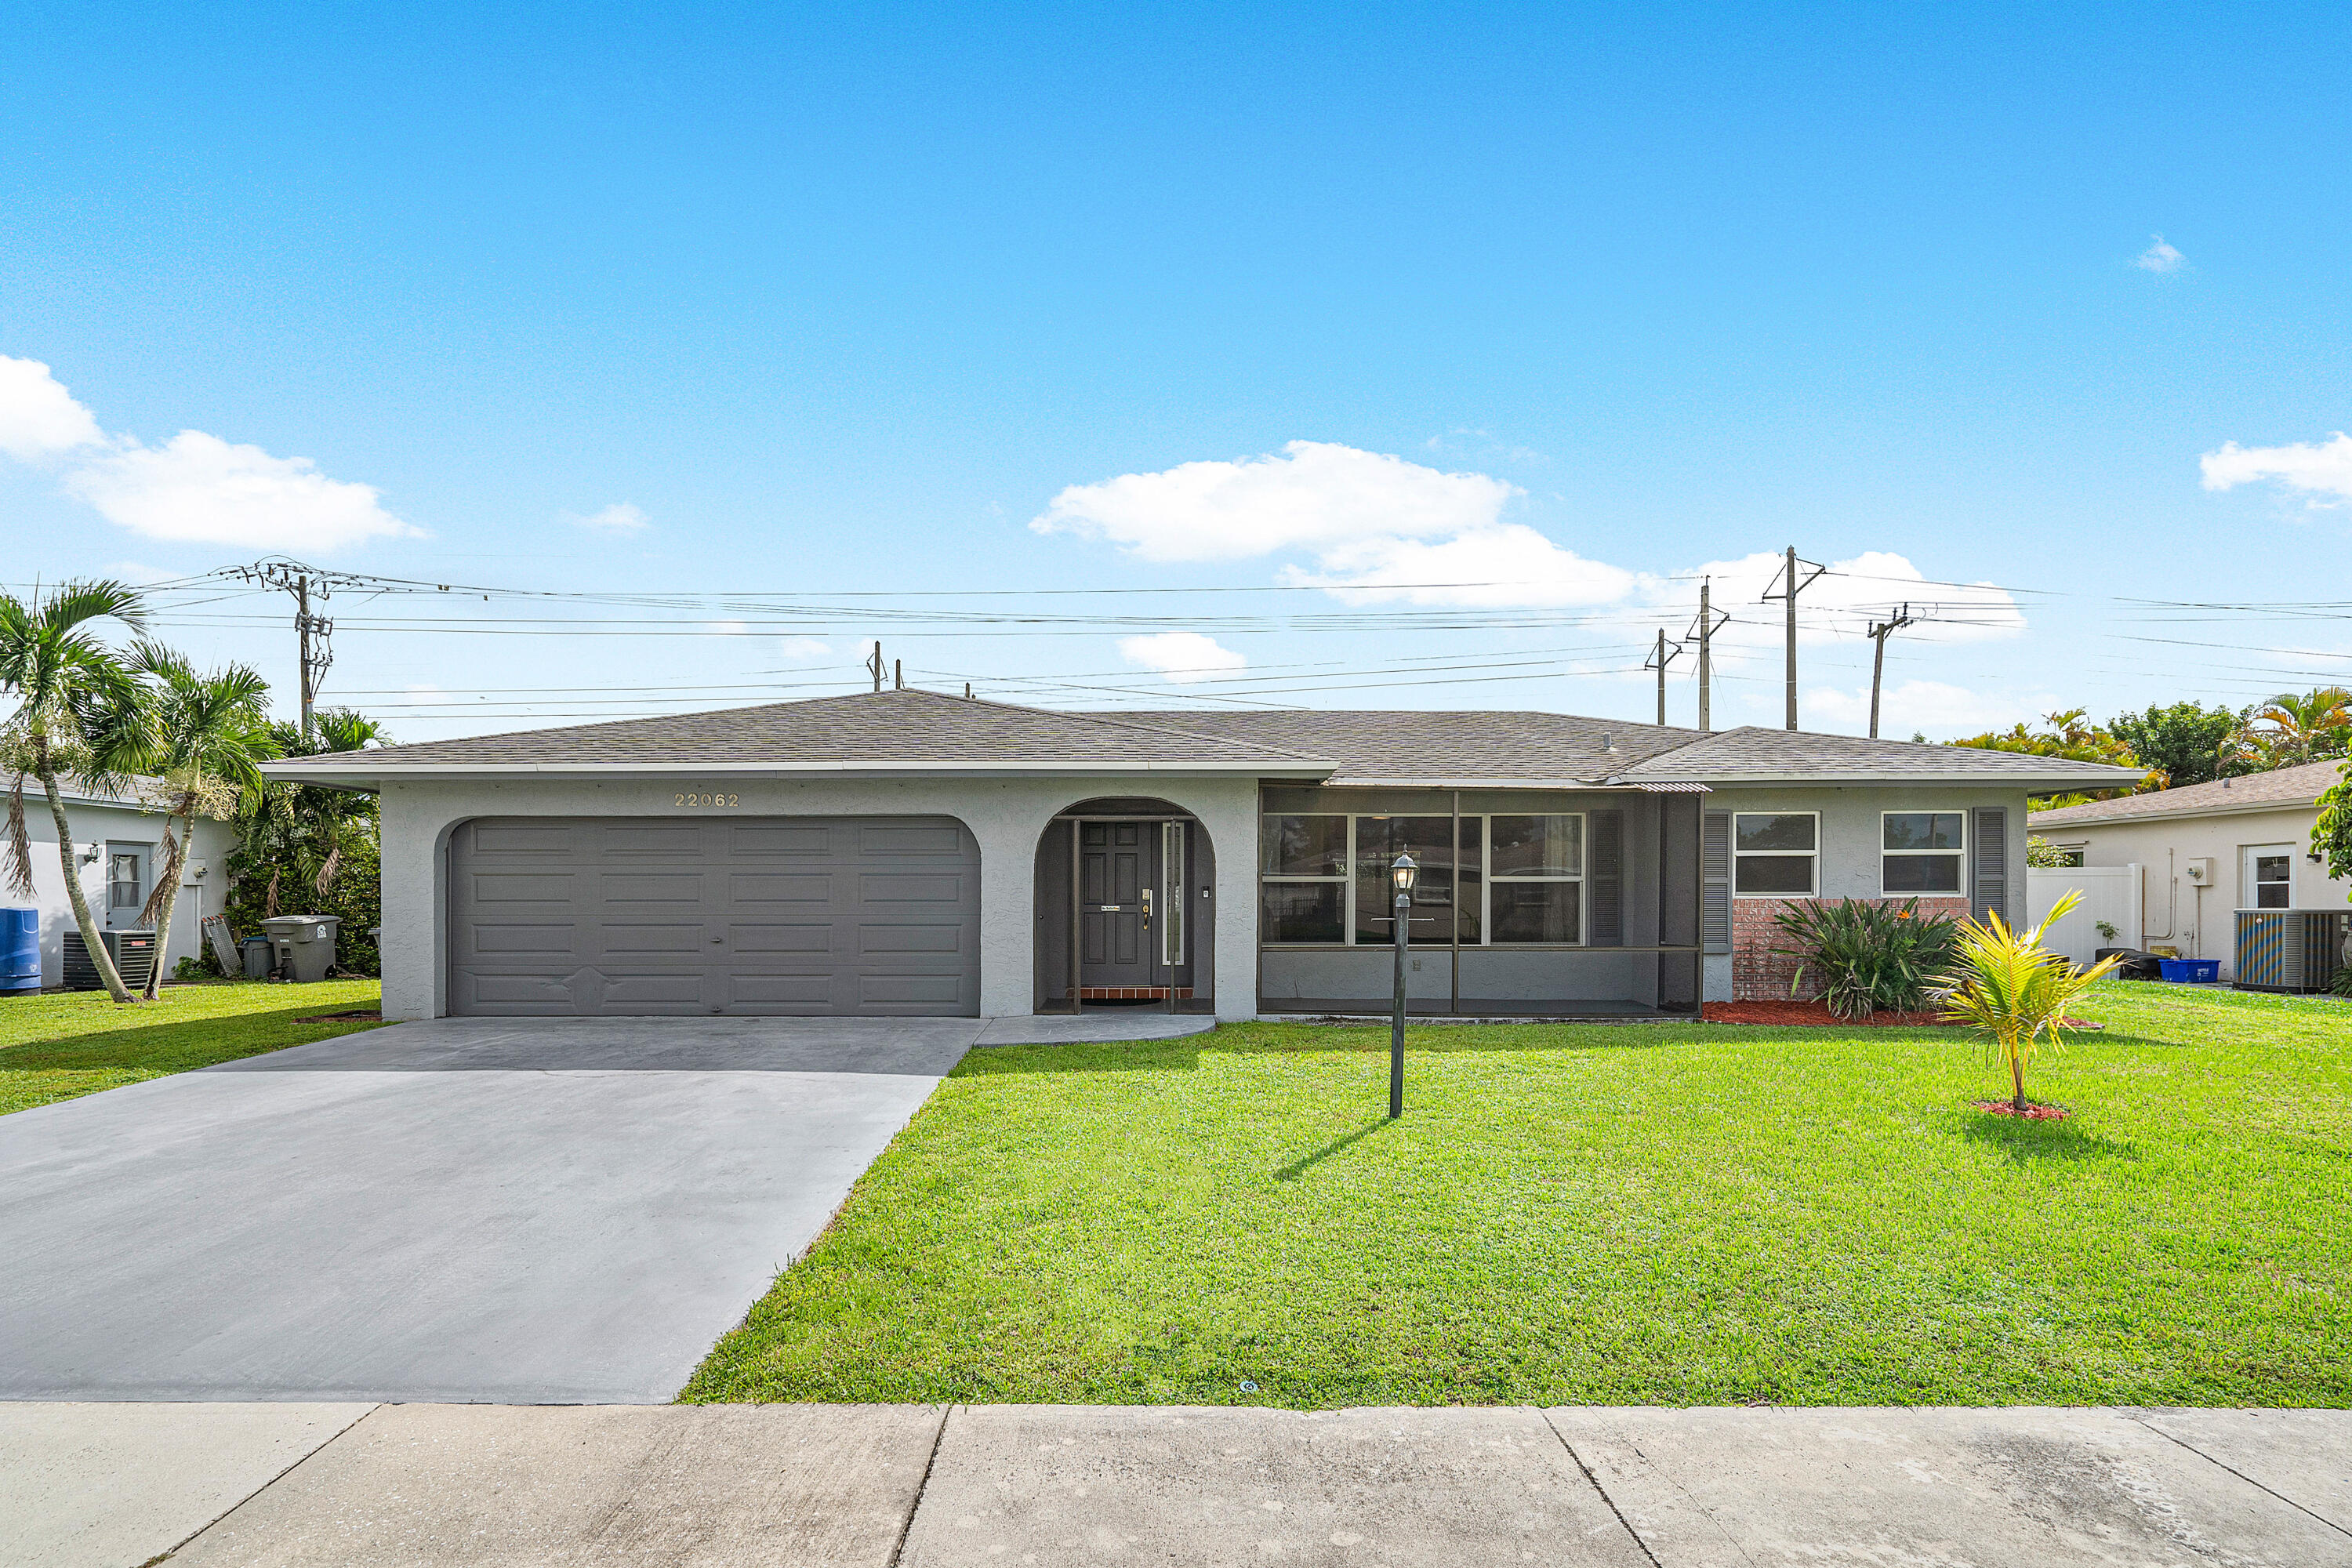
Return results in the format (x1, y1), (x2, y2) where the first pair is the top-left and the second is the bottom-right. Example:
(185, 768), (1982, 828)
(2158, 957), (2220, 985)
(1, 908), (38, 993)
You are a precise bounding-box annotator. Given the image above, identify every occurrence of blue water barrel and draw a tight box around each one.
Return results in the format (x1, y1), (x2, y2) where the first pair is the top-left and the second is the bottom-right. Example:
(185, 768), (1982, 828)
(0, 908), (39, 993)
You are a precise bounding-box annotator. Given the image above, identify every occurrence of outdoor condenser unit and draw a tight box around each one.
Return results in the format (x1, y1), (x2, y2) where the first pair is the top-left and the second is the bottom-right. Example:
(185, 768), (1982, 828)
(2234, 909), (2350, 994)
(61, 928), (158, 993)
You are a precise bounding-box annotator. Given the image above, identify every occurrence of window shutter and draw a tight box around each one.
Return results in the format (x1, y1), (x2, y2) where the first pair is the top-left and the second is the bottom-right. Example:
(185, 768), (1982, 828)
(1588, 811), (1623, 946)
(1702, 811), (1731, 954)
(1972, 807), (2007, 924)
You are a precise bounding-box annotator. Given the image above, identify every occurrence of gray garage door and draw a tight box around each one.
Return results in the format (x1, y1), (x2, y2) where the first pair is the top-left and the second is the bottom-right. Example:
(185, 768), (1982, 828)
(447, 816), (980, 1017)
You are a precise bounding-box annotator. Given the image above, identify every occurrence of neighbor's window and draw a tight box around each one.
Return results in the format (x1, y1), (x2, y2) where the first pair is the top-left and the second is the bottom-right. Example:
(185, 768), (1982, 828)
(1882, 811), (1965, 895)
(107, 852), (143, 911)
(1733, 813), (1817, 896)
(1260, 815), (1346, 942)
(1488, 815), (1584, 942)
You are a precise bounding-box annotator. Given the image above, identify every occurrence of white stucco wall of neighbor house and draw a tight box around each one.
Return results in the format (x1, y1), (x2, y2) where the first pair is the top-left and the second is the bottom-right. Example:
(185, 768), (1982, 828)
(7, 791), (235, 985)
(377, 772), (1265, 1022)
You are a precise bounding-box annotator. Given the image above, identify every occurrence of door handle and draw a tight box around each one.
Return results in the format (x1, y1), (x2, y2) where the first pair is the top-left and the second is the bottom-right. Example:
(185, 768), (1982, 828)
(1142, 887), (1152, 927)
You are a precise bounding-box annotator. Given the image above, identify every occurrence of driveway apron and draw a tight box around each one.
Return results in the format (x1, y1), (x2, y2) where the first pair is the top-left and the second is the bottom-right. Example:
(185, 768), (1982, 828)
(0, 1017), (989, 1403)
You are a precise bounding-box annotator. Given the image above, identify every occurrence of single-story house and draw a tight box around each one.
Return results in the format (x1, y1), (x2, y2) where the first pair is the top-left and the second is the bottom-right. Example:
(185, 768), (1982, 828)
(8, 780), (236, 986)
(2029, 759), (2352, 982)
(262, 688), (2142, 1021)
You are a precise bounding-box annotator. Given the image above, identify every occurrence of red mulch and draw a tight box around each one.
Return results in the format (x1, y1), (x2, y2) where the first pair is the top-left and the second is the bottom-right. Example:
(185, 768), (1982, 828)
(295, 1010), (382, 1023)
(1971, 1099), (2070, 1120)
(1701, 1000), (1958, 1026)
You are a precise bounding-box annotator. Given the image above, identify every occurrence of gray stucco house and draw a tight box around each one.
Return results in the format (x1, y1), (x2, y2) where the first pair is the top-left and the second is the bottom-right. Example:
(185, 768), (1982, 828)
(263, 688), (2140, 1021)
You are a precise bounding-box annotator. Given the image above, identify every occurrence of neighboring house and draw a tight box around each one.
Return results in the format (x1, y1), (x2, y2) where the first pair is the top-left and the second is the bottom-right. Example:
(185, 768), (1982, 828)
(261, 688), (2140, 1022)
(8, 780), (237, 986)
(2030, 760), (2352, 980)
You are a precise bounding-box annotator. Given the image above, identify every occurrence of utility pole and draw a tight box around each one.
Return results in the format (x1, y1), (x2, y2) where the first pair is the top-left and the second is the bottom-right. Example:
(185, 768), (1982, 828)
(1683, 578), (1730, 732)
(1760, 546), (1825, 731)
(1642, 629), (1683, 727)
(229, 560), (354, 737)
(866, 642), (885, 692)
(1865, 603), (1915, 740)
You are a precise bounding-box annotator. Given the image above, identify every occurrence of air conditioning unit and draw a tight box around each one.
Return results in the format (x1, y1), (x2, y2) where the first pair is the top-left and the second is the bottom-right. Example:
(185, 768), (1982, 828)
(62, 929), (157, 993)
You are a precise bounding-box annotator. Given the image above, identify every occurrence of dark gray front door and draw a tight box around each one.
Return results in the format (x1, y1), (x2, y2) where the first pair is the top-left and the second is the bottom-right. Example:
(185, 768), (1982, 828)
(1080, 821), (1159, 990)
(447, 816), (979, 1017)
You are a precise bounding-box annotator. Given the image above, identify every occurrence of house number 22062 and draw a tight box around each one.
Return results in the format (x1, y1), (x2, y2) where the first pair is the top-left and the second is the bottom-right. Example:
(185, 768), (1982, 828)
(675, 793), (740, 807)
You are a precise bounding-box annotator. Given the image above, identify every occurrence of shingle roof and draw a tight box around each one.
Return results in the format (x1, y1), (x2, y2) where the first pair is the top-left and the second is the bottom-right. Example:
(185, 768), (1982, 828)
(269, 688), (1328, 774)
(261, 687), (2152, 789)
(1098, 711), (2147, 789)
(2029, 758), (2347, 828)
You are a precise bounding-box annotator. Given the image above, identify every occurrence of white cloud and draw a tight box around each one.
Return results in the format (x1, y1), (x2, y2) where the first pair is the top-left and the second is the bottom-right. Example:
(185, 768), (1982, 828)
(0, 356), (105, 461)
(64, 430), (416, 550)
(706, 619), (748, 636)
(2133, 234), (2187, 273)
(1033, 440), (1519, 564)
(570, 502), (648, 534)
(1285, 524), (1636, 606)
(2199, 432), (2352, 506)
(1118, 631), (1249, 684)
(1634, 550), (2026, 667)
(1805, 679), (2056, 739)
(775, 637), (830, 662)
(1, 356), (414, 550)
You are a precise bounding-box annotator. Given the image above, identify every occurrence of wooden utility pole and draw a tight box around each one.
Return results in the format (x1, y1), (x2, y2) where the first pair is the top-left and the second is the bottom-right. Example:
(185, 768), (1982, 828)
(1642, 629), (1683, 727)
(867, 642), (885, 691)
(1865, 603), (1915, 740)
(1761, 546), (1825, 731)
(230, 560), (347, 738)
(1686, 578), (1730, 732)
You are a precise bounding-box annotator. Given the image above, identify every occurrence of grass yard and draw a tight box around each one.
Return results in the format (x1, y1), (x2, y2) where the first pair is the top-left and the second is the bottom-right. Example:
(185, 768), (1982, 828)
(0, 981), (385, 1116)
(685, 982), (2352, 1409)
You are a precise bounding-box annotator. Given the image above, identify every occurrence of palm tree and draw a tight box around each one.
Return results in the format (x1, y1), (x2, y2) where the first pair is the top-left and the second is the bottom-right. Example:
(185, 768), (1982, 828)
(0, 583), (155, 1004)
(236, 708), (385, 916)
(1936, 890), (2122, 1114)
(2225, 688), (2352, 771)
(129, 643), (278, 999)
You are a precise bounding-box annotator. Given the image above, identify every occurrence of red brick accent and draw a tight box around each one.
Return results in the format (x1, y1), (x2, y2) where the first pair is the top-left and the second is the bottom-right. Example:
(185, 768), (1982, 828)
(1077, 986), (1193, 1001)
(1732, 896), (1972, 1002)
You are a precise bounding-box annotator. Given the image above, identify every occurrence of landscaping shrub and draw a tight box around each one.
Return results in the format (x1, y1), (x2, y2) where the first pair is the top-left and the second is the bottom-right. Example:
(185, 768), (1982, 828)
(220, 833), (380, 978)
(1772, 897), (1956, 1019)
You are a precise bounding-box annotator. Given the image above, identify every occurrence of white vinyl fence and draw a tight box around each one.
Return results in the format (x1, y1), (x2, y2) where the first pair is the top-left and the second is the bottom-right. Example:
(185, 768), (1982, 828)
(2027, 866), (2141, 969)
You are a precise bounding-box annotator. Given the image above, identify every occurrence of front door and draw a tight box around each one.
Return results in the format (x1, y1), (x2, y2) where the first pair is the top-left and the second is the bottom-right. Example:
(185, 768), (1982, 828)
(104, 843), (151, 930)
(1080, 821), (1160, 993)
(2242, 844), (2294, 909)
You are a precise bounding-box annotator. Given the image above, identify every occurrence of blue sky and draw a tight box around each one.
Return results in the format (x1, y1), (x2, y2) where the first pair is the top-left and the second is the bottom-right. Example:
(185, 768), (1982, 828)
(2, 2), (2347, 741)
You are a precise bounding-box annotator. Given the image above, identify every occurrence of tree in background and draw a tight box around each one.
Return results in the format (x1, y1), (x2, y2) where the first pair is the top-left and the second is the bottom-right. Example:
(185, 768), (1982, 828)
(2108, 700), (2250, 789)
(1947, 709), (2155, 808)
(129, 643), (278, 1000)
(2224, 688), (2352, 772)
(0, 582), (155, 1004)
(226, 708), (385, 975)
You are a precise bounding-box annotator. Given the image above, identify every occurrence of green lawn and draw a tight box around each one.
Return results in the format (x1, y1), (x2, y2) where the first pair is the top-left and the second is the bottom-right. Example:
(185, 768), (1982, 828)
(684, 982), (2352, 1409)
(0, 980), (386, 1116)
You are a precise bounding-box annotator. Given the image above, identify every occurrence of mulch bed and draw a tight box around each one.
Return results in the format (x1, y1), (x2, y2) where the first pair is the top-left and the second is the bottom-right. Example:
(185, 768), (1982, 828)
(295, 1010), (382, 1023)
(1702, 1000), (1958, 1026)
(1971, 1099), (2070, 1120)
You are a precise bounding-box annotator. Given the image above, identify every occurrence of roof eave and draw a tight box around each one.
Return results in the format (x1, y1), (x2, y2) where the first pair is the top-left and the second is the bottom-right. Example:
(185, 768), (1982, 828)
(259, 757), (1333, 789)
(2031, 793), (2324, 829)
(1639, 769), (2140, 788)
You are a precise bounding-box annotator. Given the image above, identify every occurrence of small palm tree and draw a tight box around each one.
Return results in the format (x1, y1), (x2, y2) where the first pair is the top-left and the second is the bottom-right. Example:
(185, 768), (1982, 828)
(236, 708), (384, 915)
(129, 643), (278, 998)
(1936, 890), (2122, 1114)
(0, 582), (156, 1004)
(2225, 688), (2352, 771)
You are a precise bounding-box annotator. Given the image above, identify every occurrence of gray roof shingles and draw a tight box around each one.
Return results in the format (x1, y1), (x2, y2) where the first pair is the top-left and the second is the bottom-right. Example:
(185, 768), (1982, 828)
(2029, 757), (2346, 827)
(280, 688), (2148, 787)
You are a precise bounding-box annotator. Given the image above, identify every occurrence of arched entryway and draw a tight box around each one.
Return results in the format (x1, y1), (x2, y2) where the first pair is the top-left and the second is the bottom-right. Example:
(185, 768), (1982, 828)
(1033, 797), (1218, 1014)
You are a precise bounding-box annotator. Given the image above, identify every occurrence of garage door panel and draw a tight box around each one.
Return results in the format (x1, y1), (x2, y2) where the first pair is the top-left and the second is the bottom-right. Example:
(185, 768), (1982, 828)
(449, 816), (978, 1018)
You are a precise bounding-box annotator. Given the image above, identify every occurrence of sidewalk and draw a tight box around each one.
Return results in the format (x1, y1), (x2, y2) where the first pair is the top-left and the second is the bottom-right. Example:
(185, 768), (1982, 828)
(5, 1401), (2347, 1567)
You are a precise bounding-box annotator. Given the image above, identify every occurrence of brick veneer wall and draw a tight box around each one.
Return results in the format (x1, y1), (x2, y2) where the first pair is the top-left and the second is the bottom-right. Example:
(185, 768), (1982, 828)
(1731, 895), (1973, 1002)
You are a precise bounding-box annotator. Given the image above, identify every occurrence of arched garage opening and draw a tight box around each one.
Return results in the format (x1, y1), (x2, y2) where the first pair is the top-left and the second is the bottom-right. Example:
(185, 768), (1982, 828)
(445, 814), (982, 1017)
(1033, 797), (1217, 1014)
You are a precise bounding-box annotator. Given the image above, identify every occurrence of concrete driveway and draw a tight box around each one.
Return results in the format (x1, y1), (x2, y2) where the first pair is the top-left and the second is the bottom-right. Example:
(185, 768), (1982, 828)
(0, 1013), (1210, 1405)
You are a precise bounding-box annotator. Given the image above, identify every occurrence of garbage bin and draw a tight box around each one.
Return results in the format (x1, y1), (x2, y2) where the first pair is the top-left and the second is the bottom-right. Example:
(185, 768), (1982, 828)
(260, 915), (341, 984)
(241, 937), (274, 981)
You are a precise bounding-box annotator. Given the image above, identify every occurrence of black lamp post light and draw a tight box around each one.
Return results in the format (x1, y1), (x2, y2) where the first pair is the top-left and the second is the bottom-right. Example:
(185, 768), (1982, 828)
(1389, 851), (1417, 1118)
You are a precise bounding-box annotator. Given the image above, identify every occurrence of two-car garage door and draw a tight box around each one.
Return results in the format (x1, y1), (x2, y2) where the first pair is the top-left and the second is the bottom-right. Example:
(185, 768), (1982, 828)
(447, 816), (980, 1016)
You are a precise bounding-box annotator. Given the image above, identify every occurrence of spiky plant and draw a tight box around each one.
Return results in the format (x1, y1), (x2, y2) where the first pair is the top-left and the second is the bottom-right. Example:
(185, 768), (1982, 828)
(1936, 890), (2122, 1113)
(1772, 897), (1958, 1019)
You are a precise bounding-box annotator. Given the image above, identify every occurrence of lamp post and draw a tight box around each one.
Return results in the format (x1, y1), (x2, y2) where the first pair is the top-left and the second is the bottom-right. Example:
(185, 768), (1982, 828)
(1389, 852), (1417, 1118)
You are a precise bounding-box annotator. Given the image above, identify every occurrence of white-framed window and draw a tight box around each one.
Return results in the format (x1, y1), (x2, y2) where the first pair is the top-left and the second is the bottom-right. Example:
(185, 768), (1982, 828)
(1882, 811), (1965, 895)
(1732, 811), (1817, 897)
(1258, 811), (1586, 946)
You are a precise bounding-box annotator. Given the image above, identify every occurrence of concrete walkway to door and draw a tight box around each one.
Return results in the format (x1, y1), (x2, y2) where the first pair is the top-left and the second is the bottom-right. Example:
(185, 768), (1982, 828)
(0, 1013), (1213, 1406)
